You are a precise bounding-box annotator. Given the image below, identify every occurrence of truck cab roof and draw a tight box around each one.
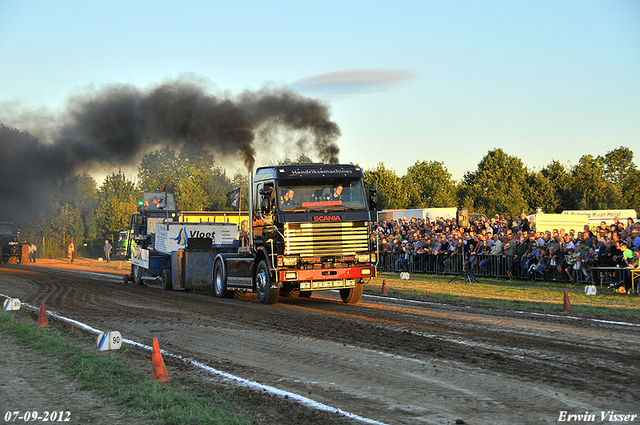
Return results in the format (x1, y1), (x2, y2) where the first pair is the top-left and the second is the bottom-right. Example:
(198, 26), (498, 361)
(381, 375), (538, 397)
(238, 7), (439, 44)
(254, 164), (364, 182)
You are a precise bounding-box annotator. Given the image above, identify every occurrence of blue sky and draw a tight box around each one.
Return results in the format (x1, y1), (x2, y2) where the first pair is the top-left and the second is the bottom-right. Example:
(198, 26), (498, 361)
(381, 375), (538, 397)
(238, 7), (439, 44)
(1, 0), (638, 181)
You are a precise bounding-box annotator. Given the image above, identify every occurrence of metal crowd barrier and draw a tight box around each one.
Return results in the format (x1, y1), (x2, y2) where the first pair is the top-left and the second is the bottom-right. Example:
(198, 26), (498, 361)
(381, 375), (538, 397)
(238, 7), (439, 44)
(378, 252), (595, 284)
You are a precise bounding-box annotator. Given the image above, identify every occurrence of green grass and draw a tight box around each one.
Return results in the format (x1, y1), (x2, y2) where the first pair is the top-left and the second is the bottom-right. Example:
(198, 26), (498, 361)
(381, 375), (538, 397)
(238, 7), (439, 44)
(0, 313), (251, 425)
(365, 273), (640, 320)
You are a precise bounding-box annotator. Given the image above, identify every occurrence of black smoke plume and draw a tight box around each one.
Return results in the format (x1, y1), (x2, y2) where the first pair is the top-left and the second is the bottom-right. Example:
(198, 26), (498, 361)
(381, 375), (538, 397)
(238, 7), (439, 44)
(0, 80), (341, 222)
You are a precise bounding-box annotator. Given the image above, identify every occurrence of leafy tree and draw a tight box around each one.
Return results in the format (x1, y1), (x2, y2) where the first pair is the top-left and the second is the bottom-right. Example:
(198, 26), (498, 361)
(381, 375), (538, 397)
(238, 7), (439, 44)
(540, 160), (572, 212)
(137, 145), (235, 211)
(603, 146), (640, 211)
(96, 171), (141, 242)
(525, 171), (558, 213)
(137, 146), (180, 193)
(569, 155), (617, 209)
(604, 147), (635, 187)
(404, 160), (457, 208)
(176, 146), (216, 211)
(364, 163), (407, 210)
(457, 149), (528, 216)
(622, 168), (640, 213)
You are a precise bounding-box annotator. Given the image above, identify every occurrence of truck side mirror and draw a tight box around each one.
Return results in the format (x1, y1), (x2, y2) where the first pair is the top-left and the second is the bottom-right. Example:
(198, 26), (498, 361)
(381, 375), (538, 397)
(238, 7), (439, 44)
(261, 197), (271, 215)
(259, 187), (273, 214)
(368, 186), (377, 211)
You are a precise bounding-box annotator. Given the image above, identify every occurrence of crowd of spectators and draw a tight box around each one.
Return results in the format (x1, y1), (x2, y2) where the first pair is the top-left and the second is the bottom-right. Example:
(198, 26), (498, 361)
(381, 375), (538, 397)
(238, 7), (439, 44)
(374, 213), (640, 294)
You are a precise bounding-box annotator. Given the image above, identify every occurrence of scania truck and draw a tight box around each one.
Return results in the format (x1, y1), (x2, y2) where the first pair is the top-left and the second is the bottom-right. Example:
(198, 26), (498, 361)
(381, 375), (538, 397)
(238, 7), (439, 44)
(126, 163), (378, 305)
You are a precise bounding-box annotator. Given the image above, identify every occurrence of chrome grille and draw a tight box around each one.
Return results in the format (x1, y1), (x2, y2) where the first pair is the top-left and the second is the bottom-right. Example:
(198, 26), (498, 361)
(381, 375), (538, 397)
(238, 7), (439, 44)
(284, 222), (369, 257)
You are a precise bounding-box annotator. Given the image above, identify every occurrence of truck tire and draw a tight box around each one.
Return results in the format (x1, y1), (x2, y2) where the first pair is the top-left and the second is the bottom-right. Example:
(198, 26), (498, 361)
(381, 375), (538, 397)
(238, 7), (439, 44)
(21, 244), (30, 264)
(299, 291), (313, 299)
(133, 265), (144, 285)
(255, 260), (278, 305)
(340, 284), (363, 305)
(7, 256), (18, 264)
(213, 261), (233, 298)
(162, 269), (172, 291)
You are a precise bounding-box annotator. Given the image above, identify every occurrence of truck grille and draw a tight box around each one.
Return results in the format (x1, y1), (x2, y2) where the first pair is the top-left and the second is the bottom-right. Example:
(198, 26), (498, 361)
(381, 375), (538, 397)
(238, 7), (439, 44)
(284, 222), (370, 257)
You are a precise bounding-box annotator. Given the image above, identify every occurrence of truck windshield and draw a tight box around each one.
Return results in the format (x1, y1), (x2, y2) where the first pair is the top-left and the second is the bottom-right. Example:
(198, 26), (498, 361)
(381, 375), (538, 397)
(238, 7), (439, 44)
(277, 179), (367, 211)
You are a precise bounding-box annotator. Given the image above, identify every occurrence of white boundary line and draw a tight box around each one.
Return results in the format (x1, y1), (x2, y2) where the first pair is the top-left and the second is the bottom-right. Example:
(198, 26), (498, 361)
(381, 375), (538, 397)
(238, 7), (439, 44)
(362, 293), (640, 328)
(1, 294), (387, 425)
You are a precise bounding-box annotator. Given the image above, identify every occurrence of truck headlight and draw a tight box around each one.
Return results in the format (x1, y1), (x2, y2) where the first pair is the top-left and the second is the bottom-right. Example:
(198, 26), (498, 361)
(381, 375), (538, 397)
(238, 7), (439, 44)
(277, 255), (298, 267)
(356, 253), (371, 263)
(361, 268), (372, 276)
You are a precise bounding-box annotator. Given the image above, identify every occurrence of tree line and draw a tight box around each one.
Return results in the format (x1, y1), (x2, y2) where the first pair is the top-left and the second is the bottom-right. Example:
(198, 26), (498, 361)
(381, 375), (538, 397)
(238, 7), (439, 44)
(15, 143), (639, 259)
(366, 147), (640, 217)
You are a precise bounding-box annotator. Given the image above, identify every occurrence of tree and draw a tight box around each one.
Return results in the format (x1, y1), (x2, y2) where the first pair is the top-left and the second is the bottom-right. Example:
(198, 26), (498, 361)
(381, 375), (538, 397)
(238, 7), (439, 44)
(524, 171), (558, 213)
(137, 146), (180, 193)
(604, 147), (635, 187)
(603, 146), (640, 211)
(364, 163), (407, 210)
(569, 155), (617, 210)
(456, 149), (528, 216)
(137, 145), (235, 211)
(96, 171), (141, 242)
(540, 160), (572, 212)
(404, 160), (457, 208)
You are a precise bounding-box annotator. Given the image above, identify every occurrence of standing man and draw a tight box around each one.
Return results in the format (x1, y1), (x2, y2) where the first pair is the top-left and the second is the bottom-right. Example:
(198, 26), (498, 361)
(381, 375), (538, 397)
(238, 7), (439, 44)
(104, 239), (112, 262)
(68, 239), (75, 264)
(29, 242), (37, 263)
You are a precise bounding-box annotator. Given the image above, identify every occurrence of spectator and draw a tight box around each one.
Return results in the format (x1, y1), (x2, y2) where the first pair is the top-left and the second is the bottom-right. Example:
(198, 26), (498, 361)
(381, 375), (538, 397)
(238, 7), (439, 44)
(104, 239), (112, 263)
(29, 242), (37, 263)
(479, 234), (502, 276)
(557, 247), (577, 283)
(68, 239), (75, 264)
(504, 233), (517, 280)
(520, 213), (531, 232)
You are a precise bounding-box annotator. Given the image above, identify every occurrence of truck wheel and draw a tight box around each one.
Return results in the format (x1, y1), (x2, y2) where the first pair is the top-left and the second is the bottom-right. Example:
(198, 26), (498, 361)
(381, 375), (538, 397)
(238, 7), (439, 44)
(340, 284), (363, 304)
(214, 261), (233, 298)
(133, 265), (144, 285)
(162, 269), (172, 291)
(255, 260), (278, 304)
(299, 291), (313, 299)
(20, 244), (30, 264)
(7, 256), (18, 264)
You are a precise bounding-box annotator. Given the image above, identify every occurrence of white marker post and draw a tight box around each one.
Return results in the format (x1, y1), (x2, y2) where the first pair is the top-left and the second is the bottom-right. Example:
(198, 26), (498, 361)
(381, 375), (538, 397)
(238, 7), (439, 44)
(3, 298), (21, 311)
(97, 331), (122, 351)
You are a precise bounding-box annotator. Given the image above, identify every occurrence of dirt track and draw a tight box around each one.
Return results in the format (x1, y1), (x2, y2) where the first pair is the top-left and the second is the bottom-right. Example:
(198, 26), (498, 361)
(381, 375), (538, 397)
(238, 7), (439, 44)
(1, 261), (639, 425)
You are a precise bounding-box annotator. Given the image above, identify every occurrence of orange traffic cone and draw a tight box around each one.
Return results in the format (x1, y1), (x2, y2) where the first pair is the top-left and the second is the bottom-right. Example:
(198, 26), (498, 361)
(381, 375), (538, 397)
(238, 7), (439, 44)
(91, 259), (94, 267)
(381, 279), (387, 295)
(152, 337), (169, 382)
(118, 261), (122, 270)
(563, 290), (571, 312)
(38, 302), (48, 327)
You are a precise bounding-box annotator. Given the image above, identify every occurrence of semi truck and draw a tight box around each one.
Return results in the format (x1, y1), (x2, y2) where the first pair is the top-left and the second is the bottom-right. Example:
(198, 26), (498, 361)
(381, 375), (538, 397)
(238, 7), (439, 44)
(124, 163), (378, 305)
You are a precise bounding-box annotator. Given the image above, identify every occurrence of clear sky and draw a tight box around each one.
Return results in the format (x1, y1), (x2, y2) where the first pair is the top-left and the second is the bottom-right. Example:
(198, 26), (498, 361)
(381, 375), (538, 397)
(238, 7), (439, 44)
(1, 0), (638, 182)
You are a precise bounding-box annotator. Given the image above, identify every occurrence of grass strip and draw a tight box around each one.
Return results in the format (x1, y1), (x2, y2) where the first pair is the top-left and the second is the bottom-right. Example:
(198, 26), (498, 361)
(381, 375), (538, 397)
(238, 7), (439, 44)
(365, 273), (640, 320)
(0, 312), (251, 425)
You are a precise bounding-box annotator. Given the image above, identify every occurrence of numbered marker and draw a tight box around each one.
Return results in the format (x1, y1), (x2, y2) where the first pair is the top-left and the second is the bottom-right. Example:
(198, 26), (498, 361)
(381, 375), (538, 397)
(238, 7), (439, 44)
(585, 285), (597, 296)
(97, 331), (122, 351)
(400, 272), (410, 280)
(3, 298), (21, 311)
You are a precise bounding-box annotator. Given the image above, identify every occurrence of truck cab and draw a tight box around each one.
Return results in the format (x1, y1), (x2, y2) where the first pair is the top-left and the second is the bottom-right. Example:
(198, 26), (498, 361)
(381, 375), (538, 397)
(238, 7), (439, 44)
(214, 163), (377, 305)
